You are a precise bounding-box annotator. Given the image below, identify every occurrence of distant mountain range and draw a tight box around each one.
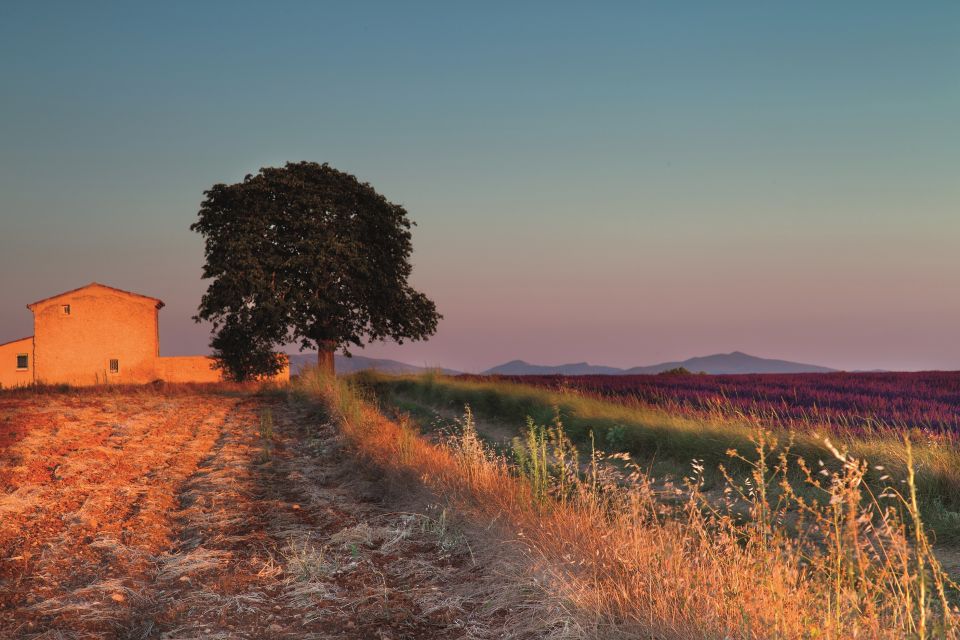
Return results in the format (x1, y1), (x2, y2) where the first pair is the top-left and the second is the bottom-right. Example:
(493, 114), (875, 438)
(287, 353), (461, 376)
(288, 350), (836, 376)
(482, 360), (625, 376)
(482, 352), (836, 375)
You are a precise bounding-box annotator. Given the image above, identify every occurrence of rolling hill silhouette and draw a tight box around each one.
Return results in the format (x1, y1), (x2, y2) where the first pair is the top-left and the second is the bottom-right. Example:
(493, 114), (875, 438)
(482, 351), (835, 375)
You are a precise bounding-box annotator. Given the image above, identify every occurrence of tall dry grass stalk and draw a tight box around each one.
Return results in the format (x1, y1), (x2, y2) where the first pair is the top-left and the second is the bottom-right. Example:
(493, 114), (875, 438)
(296, 368), (959, 639)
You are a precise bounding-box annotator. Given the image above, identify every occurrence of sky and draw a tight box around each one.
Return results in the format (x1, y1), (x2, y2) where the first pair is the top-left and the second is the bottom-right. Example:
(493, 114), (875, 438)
(0, 2), (957, 373)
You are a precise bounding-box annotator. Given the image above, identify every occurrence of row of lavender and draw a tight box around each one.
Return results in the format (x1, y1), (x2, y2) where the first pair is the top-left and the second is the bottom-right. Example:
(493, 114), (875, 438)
(474, 371), (960, 433)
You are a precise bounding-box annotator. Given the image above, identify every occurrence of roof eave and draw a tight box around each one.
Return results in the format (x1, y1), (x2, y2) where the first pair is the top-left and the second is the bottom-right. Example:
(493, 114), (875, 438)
(26, 282), (165, 311)
(0, 335), (33, 348)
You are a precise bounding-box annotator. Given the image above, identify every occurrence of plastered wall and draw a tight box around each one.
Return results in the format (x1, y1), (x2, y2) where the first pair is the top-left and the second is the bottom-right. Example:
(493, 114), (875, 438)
(0, 337), (34, 389)
(32, 287), (160, 385)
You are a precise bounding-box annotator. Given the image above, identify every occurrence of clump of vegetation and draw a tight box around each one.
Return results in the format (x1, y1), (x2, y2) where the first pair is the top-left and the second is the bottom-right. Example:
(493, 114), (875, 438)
(281, 541), (337, 582)
(657, 366), (691, 375)
(259, 407), (274, 460)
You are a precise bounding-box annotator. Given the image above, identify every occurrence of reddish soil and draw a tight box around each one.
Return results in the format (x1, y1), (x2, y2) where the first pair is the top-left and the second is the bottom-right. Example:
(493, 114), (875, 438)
(0, 390), (523, 639)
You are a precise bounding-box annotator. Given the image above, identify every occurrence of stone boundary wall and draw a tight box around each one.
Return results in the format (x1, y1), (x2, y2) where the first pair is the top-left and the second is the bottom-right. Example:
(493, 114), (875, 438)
(156, 355), (290, 384)
(155, 356), (223, 383)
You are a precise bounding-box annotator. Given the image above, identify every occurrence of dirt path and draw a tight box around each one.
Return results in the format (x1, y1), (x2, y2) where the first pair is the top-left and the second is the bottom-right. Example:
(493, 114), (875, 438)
(0, 391), (541, 639)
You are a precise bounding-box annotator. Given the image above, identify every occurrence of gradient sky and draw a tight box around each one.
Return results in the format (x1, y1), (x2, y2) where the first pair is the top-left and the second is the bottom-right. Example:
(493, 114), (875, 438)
(1, 2), (958, 372)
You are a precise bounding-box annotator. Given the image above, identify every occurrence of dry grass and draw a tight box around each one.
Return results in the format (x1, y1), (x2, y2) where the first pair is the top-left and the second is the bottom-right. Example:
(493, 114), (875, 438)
(298, 368), (960, 639)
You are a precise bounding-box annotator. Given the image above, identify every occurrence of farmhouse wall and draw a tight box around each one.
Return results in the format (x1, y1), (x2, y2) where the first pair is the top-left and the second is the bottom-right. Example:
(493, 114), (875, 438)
(31, 286), (160, 386)
(0, 337), (34, 389)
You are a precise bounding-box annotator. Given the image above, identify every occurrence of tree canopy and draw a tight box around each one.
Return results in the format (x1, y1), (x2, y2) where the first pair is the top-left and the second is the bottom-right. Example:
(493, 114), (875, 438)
(192, 161), (441, 380)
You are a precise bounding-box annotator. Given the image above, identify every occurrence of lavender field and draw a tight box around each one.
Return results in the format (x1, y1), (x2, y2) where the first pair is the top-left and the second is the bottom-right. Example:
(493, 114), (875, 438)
(476, 371), (960, 433)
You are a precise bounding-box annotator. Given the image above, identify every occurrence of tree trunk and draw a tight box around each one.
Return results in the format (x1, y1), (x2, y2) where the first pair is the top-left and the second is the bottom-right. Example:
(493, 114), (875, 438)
(317, 340), (336, 376)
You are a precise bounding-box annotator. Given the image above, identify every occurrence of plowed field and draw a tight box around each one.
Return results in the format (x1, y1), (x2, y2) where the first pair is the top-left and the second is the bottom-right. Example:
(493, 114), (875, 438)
(0, 390), (522, 639)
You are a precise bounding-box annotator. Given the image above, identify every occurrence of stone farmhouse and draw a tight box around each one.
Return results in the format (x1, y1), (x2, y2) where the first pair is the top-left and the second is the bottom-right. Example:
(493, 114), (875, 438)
(0, 283), (289, 388)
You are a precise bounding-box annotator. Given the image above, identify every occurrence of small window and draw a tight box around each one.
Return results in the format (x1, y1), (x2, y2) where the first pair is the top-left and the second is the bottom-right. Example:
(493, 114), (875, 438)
(16, 354), (28, 370)
(109, 359), (119, 374)
(62, 304), (71, 316)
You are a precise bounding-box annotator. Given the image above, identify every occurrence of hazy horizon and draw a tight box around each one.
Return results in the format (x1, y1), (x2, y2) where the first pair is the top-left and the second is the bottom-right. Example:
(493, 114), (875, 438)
(1, 2), (958, 373)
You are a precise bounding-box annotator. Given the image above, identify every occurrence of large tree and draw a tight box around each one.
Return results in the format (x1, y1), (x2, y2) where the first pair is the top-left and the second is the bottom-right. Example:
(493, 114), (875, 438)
(192, 161), (441, 379)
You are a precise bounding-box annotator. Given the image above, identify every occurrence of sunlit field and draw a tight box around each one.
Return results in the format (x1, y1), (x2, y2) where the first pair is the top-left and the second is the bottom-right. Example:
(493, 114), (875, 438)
(0, 384), (542, 638)
(307, 369), (960, 638)
(2, 371), (959, 638)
